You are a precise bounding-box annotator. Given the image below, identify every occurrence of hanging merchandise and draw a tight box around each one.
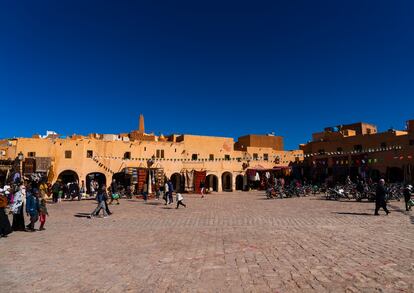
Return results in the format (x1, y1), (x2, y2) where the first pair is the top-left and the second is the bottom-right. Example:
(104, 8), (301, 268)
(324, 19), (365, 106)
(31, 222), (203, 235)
(265, 171), (270, 179)
(194, 170), (207, 193)
(255, 172), (260, 181)
(185, 170), (194, 192)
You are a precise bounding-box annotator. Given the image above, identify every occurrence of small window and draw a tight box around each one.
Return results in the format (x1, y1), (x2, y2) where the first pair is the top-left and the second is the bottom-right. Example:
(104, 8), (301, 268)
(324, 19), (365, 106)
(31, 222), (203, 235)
(353, 145), (362, 152)
(263, 153), (269, 161)
(65, 151), (72, 159)
(253, 153), (258, 160)
(337, 147), (343, 152)
(86, 150), (93, 158)
(27, 152), (36, 157)
(144, 147), (146, 151)
(124, 152), (131, 160)
(209, 154), (214, 161)
(367, 128), (372, 134)
(161, 150), (164, 158)
(156, 150), (161, 158)
(175, 148), (177, 152)
(224, 155), (230, 161)
(192, 154), (198, 161)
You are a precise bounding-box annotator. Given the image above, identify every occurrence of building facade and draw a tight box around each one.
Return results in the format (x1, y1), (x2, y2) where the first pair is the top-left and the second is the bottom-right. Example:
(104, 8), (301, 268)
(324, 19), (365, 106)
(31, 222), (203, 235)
(0, 116), (303, 192)
(298, 120), (414, 183)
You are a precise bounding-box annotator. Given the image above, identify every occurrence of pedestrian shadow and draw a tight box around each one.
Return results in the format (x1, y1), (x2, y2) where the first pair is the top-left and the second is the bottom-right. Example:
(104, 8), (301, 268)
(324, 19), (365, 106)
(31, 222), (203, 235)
(145, 202), (163, 206)
(161, 206), (174, 210)
(74, 213), (91, 218)
(332, 212), (373, 216)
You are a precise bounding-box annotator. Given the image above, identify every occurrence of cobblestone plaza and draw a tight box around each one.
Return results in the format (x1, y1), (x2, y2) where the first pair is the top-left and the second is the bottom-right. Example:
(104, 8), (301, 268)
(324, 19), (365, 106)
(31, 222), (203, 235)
(0, 192), (413, 292)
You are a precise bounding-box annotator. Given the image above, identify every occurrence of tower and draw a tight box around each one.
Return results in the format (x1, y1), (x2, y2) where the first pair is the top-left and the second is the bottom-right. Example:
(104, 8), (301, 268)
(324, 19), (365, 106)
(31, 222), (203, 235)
(138, 114), (145, 134)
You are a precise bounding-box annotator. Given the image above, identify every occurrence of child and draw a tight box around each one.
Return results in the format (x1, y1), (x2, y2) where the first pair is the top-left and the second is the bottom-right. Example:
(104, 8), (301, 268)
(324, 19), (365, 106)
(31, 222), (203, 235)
(176, 193), (186, 209)
(39, 198), (49, 230)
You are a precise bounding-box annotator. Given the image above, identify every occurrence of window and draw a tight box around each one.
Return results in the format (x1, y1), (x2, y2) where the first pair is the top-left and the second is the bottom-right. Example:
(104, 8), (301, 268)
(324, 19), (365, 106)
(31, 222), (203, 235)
(253, 153), (258, 160)
(124, 152), (131, 160)
(192, 154), (198, 161)
(86, 150), (93, 158)
(156, 149), (164, 158)
(263, 153), (269, 161)
(65, 151), (72, 159)
(381, 142), (386, 149)
(224, 155), (230, 161)
(367, 128), (372, 134)
(353, 145), (362, 152)
(144, 147), (146, 151)
(337, 147), (343, 152)
(209, 154), (214, 161)
(27, 152), (36, 157)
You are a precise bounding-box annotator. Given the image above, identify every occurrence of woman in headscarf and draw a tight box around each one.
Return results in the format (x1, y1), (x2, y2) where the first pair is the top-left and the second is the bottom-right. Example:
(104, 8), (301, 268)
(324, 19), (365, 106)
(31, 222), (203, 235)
(10, 184), (27, 231)
(0, 188), (12, 237)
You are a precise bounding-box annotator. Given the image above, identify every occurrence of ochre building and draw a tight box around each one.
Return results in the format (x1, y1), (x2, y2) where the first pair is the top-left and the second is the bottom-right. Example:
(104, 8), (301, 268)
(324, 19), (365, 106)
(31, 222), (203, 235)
(0, 115), (303, 192)
(298, 120), (414, 183)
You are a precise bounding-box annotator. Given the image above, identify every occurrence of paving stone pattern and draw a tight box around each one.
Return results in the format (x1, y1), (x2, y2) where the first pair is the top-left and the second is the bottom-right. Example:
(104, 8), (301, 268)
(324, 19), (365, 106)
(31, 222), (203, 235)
(0, 192), (413, 292)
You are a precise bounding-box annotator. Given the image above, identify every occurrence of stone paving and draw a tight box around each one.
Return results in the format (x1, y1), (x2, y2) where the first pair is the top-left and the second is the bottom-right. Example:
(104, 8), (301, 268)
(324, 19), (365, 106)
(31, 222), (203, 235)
(0, 191), (413, 293)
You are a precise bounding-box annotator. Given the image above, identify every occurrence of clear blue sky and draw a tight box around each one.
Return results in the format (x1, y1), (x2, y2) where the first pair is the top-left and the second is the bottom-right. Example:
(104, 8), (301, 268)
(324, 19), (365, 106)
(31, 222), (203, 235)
(1, 0), (413, 149)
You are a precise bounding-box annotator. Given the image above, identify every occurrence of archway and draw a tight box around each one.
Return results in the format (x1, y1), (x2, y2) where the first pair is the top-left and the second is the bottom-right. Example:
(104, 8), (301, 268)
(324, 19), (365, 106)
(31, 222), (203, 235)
(0, 170), (7, 186)
(86, 172), (107, 193)
(171, 173), (184, 192)
(235, 175), (244, 191)
(206, 174), (218, 192)
(57, 170), (79, 185)
(222, 172), (233, 192)
(112, 170), (132, 190)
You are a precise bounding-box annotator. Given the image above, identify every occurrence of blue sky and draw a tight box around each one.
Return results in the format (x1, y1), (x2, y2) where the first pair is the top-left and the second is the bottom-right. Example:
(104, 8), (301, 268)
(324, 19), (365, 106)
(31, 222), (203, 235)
(1, 0), (413, 149)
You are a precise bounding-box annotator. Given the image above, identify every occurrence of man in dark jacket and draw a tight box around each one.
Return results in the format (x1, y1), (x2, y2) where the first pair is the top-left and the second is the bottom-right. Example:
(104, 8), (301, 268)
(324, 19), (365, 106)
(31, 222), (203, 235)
(403, 185), (412, 211)
(89, 186), (108, 218)
(26, 188), (40, 231)
(375, 179), (390, 215)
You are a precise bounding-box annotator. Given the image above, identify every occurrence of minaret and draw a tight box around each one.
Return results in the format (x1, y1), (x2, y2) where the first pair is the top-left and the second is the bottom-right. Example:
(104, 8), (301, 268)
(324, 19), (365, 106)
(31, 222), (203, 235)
(138, 114), (145, 134)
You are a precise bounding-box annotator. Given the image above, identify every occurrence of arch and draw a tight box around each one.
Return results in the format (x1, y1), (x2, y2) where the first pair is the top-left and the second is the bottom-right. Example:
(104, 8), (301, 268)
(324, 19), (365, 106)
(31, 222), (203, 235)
(112, 169), (132, 189)
(235, 174), (244, 191)
(57, 170), (79, 185)
(0, 170), (7, 186)
(86, 172), (107, 193)
(222, 172), (233, 192)
(171, 173), (184, 192)
(206, 174), (218, 192)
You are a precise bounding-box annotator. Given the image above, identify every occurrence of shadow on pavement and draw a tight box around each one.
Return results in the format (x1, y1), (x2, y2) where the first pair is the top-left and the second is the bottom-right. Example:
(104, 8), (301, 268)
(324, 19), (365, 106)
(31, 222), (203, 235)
(74, 213), (91, 218)
(332, 212), (373, 216)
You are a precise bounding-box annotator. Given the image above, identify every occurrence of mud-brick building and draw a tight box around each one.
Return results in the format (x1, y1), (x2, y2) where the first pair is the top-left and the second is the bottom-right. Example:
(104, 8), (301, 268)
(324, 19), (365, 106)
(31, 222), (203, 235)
(298, 120), (414, 183)
(0, 115), (303, 193)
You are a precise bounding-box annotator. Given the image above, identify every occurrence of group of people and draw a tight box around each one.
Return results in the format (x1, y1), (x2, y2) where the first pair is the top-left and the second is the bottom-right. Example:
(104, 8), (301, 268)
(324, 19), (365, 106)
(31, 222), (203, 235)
(0, 182), (49, 238)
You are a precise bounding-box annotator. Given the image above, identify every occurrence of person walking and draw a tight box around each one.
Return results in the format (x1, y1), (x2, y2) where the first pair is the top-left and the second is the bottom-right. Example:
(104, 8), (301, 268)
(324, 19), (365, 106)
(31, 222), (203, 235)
(89, 186), (108, 218)
(52, 181), (60, 203)
(109, 179), (120, 205)
(142, 183), (148, 202)
(164, 181), (169, 205)
(167, 180), (174, 205)
(200, 181), (206, 198)
(374, 179), (390, 215)
(25, 188), (40, 231)
(403, 184), (412, 211)
(38, 198), (49, 231)
(176, 193), (186, 209)
(11, 185), (26, 231)
(0, 188), (12, 237)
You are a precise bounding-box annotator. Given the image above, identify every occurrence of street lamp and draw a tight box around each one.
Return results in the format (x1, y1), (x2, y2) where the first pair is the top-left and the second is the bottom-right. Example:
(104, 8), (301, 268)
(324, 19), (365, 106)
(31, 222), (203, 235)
(18, 151), (24, 183)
